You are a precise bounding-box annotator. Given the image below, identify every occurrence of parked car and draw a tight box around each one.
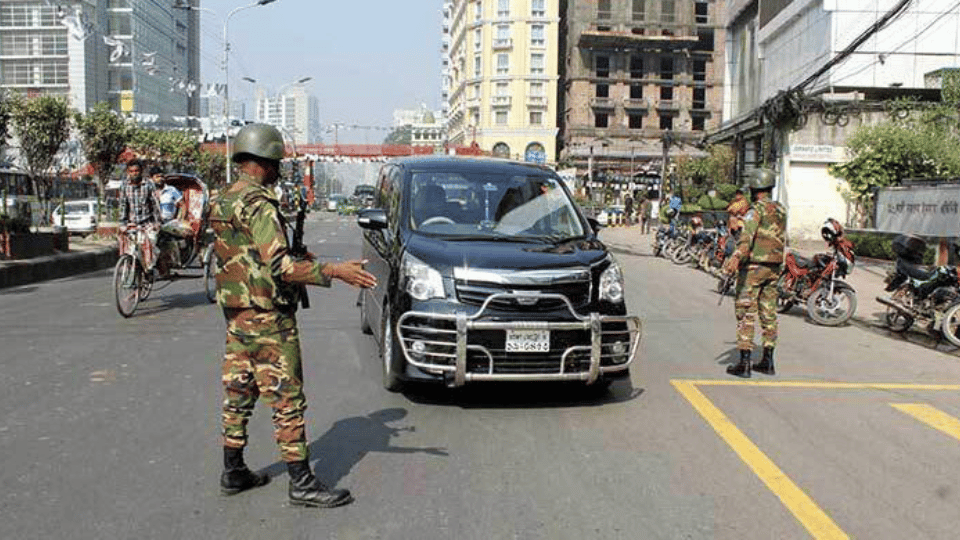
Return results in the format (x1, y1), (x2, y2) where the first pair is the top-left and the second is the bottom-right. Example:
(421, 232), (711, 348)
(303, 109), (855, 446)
(51, 199), (98, 234)
(326, 193), (346, 212)
(357, 157), (642, 392)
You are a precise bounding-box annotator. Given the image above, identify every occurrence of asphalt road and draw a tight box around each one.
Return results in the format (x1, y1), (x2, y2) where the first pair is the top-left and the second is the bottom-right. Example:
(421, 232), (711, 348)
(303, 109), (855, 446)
(1, 213), (959, 539)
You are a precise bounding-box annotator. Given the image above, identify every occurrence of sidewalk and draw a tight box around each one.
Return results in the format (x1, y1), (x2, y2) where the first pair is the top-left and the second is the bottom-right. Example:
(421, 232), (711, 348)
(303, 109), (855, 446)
(598, 224), (953, 351)
(0, 234), (117, 289)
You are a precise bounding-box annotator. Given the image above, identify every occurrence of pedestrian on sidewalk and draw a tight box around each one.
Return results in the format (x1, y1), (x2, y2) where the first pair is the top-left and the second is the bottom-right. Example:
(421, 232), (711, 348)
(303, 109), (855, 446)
(208, 123), (377, 508)
(624, 194), (634, 227)
(639, 197), (652, 234)
(721, 168), (785, 378)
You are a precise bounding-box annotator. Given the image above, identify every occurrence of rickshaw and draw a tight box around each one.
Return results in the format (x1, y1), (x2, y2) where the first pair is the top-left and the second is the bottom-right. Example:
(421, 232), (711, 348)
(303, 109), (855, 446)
(113, 173), (218, 317)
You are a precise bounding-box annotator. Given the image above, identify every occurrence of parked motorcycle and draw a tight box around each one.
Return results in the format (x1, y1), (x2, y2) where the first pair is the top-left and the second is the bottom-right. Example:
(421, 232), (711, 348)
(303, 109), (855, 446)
(776, 218), (858, 326)
(877, 234), (960, 338)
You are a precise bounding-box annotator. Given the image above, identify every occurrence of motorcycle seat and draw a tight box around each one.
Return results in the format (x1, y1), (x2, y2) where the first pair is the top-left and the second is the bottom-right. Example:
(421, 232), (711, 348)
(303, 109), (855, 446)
(897, 258), (937, 281)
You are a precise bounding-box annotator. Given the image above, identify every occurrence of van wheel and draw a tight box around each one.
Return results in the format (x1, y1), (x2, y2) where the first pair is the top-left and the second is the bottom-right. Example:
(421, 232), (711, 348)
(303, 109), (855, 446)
(380, 307), (404, 392)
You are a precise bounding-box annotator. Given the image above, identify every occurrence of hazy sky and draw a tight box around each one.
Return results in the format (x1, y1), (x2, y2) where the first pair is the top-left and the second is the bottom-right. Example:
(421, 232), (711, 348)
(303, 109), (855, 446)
(199, 0), (444, 144)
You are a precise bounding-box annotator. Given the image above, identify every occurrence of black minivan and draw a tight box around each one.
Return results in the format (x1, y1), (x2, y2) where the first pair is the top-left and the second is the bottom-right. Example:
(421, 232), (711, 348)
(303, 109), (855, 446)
(357, 157), (641, 391)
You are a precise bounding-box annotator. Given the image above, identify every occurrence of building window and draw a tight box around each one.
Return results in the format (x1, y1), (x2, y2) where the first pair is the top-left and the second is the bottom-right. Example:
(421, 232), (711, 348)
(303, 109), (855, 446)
(693, 60), (706, 82)
(531, 0), (545, 17)
(660, 85), (673, 100)
(531, 24), (545, 47)
(661, 0), (675, 24)
(696, 28), (715, 52)
(630, 55), (643, 79)
(692, 116), (705, 131)
(529, 111), (543, 125)
(530, 81), (544, 96)
(473, 84), (481, 99)
(496, 81), (509, 96)
(595, 112), (609, 128)
(595, 83), (609, 98)
(633, 0), (645, 21)
(693, 87), (706, 109)
(598, 0), (612, 20)
(495, 110), (508, 125)
(472, 111), (480, 126)
(475, 1), (483, 21)
(475, 28), (482, 51)
(474, 56), (482, 77)
(630, 84), (643, 99)
(695, 2), (708, 24)
(497, 53), (509, 74)
(530, 53), (544, 74)
(660, 57), (673, 80)
(659, 114), (673, 130)
(108, 12), (132, 35)
(493, 142), (511, 157)
(497, 0), (509, 18)
(629, 114), (643, 129)
(595, 55), (610, 78)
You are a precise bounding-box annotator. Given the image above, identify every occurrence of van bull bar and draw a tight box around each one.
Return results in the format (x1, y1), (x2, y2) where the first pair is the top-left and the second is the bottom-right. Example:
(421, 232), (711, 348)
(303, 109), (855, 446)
(396, 292), (642, 387)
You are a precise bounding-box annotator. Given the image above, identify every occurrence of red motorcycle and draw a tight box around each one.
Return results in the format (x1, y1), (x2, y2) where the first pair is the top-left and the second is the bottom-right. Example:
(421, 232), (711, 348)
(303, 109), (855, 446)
(776, 218), (858, 326)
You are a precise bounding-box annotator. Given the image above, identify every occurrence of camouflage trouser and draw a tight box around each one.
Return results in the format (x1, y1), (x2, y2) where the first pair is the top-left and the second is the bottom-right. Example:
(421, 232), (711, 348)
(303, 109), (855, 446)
(734, 264), (780, 350)
(221, 310), (308, 462)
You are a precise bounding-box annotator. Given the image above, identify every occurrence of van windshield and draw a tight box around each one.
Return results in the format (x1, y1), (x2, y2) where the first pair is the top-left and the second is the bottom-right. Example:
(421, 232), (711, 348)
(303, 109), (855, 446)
(409, 171), (585, 241)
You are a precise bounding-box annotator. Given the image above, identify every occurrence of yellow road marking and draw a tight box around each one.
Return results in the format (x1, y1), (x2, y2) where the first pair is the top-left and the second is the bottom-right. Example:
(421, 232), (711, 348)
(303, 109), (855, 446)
(891, 403), (960, 442)
(672, 380), (849, 539)
(681, 380), (960, 391)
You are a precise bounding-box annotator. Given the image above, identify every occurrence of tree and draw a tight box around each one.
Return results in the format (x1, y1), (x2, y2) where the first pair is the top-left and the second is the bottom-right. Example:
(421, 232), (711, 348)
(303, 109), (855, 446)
(194, 149), (226, 189)
(128, 127), (199, 169)
(75, 103), (131, 209)
(9, 94), (71, 224)
(0, 92), (11, 155)
(383, 125), (411, 145)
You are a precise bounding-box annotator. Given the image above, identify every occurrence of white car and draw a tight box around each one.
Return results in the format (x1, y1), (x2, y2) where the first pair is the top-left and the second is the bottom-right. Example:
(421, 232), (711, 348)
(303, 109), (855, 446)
(51, 199), (98, 234)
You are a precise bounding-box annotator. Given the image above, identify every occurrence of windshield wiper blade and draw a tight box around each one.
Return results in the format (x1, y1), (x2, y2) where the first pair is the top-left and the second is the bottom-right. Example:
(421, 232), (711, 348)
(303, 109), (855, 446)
(436, 234), (550, 244)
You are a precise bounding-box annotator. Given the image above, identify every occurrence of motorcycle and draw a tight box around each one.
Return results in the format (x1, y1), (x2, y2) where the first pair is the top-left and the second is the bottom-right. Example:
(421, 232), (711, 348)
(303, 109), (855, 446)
(877, 234), (960, 339)
(776, 218), (857, 326)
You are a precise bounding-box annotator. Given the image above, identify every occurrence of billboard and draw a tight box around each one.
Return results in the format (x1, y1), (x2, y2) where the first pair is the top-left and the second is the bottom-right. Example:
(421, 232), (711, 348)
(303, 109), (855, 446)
(875, 185), (960, 236)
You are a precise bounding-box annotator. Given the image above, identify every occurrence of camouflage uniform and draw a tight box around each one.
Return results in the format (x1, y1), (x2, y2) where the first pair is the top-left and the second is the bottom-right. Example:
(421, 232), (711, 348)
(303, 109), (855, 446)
(730, 198), (786, 350)
(209, 171), (332, 463)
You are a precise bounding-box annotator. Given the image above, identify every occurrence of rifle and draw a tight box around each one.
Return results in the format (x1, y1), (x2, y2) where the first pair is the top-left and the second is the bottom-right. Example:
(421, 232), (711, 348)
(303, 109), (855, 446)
(717, 273), (736, 306)
(290, 194), (310, 309)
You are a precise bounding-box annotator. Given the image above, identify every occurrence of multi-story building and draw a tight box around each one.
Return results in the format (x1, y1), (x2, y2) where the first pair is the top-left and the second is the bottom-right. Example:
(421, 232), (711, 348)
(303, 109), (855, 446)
(0, 0), (200, 125)
(446, 0), (561, 163)
(559, 0), (726, 188)
(393, 106), (447, 151)
(254, 84), (321, 146)
(712, 0), (960, 239)
(442, 0), (454, 123)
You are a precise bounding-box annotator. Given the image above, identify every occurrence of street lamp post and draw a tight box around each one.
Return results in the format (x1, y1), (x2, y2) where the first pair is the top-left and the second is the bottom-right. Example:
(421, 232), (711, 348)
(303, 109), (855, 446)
(173, 0), (279, 185)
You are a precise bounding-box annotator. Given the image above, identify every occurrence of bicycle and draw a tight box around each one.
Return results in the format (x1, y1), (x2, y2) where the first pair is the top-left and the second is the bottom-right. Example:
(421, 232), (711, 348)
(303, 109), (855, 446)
(113, 224), (157, 317)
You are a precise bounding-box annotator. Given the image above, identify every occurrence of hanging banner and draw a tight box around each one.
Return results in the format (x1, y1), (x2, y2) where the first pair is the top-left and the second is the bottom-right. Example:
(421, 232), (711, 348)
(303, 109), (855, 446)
(120, 90), (134, 113)
(876, 185), (960, 236)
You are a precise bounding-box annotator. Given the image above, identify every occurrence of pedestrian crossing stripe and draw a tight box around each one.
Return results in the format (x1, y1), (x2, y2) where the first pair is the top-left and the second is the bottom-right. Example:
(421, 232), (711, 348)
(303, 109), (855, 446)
(672, 379), (960, 540)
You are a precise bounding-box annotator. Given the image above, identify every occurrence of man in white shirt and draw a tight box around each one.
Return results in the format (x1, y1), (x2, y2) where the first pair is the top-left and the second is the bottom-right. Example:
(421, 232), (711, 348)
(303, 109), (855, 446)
(152, 167), (183, 222)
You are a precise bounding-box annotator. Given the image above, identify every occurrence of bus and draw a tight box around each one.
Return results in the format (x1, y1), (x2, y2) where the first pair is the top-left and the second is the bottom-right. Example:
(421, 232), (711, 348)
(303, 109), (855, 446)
(0, 168), (97, 227)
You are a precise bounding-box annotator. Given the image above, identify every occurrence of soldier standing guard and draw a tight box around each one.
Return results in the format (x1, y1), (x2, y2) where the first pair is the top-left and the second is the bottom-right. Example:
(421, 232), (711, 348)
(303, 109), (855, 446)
(721, 167), (786, 377)
(208, 124), (377, 507)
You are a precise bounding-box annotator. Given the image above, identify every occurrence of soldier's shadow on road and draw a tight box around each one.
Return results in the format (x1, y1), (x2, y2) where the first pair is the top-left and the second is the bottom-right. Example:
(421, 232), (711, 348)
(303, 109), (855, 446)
(259, 408), (449, 486)
(133, 290), (215, 314)
(715, 346), (740, 366)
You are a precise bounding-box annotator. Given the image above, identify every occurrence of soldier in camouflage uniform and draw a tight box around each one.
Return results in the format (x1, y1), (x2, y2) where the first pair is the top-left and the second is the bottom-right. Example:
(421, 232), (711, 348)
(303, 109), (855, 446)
(721, 168), (786, 377)
(209, 124), (376, 507)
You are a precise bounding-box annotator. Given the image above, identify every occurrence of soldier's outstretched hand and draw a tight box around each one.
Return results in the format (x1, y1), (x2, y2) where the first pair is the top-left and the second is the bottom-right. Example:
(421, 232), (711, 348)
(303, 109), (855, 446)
(329, 260), (378, 289)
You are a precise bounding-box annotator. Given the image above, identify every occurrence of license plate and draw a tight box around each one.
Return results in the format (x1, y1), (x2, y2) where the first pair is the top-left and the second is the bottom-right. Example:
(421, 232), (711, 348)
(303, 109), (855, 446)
(505, 329), (550, 353)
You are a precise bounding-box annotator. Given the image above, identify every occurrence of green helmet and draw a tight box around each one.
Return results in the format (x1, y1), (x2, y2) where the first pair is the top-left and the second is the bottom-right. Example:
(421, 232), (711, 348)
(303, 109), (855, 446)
(231, 123), (285, 163)
(745, 167), (776, 190)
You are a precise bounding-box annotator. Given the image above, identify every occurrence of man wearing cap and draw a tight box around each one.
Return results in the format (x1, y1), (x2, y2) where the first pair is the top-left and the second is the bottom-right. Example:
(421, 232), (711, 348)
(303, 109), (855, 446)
(721, 167), (786, 377)
(208, 123), (377, 508)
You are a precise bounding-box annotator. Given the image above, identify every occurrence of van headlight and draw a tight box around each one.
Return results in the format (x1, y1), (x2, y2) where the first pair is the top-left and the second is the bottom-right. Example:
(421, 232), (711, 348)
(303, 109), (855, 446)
(600, 259), (625, 303)
(403, 253), (445, 301)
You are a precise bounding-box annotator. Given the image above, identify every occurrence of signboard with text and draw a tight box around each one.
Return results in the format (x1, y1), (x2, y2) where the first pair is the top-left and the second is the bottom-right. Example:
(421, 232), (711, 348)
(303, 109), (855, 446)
(876, 185), (960, 236)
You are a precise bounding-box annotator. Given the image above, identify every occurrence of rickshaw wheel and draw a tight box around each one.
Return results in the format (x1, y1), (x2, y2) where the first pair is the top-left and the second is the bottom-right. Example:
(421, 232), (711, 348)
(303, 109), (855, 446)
(114, 254), (141, 317)
(203, 245), (217, 303)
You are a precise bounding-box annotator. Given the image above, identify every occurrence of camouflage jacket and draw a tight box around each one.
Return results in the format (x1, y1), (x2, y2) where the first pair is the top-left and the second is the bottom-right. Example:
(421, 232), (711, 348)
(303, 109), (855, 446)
(732, 197), (785, 265)
(209, 172), (330, 313)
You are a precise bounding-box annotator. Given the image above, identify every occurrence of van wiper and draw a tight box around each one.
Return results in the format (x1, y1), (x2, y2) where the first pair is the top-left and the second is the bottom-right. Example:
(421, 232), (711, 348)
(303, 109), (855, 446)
(437, 233), (550, 244)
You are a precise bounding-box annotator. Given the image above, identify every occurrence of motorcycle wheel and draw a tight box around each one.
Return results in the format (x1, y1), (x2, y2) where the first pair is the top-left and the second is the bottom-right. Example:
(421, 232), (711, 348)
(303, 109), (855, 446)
(671, 246), (693, 265)
(940, 302), (960, 347)
(806, 283), (857, 326)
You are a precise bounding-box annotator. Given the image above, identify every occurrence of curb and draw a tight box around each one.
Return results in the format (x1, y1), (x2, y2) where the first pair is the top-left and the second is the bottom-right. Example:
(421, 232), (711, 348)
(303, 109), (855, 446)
(0, 247), (117, 289)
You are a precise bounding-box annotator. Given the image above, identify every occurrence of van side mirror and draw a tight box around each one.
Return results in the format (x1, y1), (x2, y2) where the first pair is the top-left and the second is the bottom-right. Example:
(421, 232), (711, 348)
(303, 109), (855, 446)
(357, 208), (387, 230)
(587, 217), (603, 234)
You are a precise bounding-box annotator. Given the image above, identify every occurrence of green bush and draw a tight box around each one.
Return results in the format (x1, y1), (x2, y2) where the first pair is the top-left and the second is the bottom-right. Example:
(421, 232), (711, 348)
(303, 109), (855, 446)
(697, 194), (729, 210)
(847, 232), (936, 264)
(715, 183), (740, 200)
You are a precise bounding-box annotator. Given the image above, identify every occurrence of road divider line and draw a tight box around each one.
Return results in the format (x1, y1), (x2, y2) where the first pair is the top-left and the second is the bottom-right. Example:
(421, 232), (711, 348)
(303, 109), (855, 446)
(890, 403), (960, 441)
(672, 380), (850, 540)
(680, 380), (960, 391)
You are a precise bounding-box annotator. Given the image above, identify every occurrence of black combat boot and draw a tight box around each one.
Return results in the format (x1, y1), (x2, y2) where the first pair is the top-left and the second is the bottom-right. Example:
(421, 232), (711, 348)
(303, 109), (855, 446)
(726, 349), (752, 378)
(753, 347), (775, 375)
(287, 460), (353, 508)
(220, 446), (270, 495)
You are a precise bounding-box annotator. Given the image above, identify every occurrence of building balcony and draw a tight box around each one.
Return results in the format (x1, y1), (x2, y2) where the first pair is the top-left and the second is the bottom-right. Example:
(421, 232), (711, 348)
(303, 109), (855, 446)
(492, 95), (512, 107)
(656, 100), (680, 111)
(578, 29), (698, 51)
(467, 96), (481, 108)
(623, 98), (649, 110)
(590, 97), (615, 109)
(492, 38), (513, 50)
(527, 95), (547, 108)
